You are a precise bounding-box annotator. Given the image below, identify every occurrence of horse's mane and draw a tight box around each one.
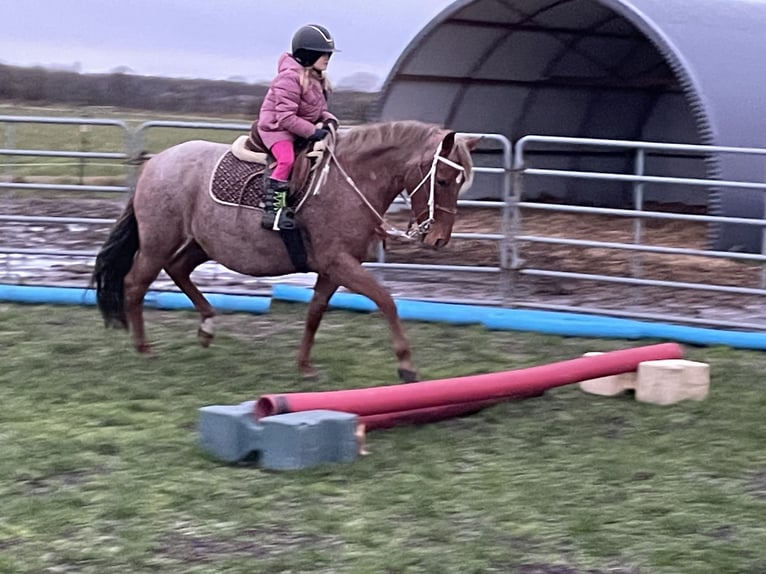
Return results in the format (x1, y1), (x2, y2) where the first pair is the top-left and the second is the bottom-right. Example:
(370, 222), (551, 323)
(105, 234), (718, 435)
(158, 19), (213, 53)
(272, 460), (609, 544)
(336, 121), (474, 189)
(337, 121), (443, 161)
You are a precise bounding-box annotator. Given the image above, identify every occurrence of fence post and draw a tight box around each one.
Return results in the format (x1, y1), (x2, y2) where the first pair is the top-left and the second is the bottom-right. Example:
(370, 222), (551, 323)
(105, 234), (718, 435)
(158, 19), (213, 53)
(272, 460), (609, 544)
(79, 123), (90, 186)
(504, 139), (521, 305)
(631, 148), (646, 283)
(3, 123), (14, 187)
(125, 125), (145, 196)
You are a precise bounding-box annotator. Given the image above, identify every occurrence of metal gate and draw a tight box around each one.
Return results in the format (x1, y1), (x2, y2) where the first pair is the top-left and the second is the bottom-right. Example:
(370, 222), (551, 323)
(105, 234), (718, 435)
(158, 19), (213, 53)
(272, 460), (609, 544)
(510, 135), (766, 330)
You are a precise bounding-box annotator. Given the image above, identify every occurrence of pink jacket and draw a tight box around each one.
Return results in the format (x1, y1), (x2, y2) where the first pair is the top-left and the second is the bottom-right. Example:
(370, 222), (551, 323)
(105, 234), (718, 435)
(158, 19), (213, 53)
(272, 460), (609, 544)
(256, 52), (337, 150)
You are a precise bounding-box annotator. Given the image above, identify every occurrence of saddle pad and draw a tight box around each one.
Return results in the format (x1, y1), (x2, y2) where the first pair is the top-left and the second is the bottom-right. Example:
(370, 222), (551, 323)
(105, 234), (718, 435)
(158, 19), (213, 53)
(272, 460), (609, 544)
(209, 151), (267, 210)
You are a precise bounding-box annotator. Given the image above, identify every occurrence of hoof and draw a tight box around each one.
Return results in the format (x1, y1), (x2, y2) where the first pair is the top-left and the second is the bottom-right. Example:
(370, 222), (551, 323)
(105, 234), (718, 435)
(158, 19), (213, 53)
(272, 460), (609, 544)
(136, 343), (154, 356)
(300, 366), (321, 382)
(198, 328), (214, 348)
(397, 368), (418, 383)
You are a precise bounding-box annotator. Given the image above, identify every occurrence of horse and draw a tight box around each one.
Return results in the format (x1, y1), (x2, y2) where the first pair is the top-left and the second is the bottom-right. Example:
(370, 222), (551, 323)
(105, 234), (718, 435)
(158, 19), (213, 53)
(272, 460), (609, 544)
(92, 120), (480, 382)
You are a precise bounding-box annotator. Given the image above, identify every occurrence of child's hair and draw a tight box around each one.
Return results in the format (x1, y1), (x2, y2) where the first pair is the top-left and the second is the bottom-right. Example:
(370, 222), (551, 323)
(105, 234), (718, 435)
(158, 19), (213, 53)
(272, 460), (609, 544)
(300, 67), (332, 93)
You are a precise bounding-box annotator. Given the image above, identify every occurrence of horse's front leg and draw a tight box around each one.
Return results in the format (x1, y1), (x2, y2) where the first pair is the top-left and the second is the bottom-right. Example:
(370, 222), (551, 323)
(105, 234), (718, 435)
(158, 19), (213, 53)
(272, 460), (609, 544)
(297, 274), (339, 379)
(329, 254), (418, 383)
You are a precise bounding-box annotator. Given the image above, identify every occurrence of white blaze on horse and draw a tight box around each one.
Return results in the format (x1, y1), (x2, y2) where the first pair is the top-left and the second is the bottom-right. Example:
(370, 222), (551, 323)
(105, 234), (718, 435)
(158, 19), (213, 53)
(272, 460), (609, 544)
(92, 120), (480, 382)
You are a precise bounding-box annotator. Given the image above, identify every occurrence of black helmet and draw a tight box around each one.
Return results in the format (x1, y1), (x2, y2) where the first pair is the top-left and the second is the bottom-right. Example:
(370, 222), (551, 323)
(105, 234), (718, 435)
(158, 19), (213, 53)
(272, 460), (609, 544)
(291, 24), (338, 54)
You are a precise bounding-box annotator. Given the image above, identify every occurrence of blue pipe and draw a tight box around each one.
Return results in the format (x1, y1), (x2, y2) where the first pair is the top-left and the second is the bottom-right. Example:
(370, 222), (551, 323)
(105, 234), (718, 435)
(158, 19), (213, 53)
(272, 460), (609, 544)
(272, 284), (766, 350)
(5, 283), (766, 350)
(0, 284), (271, 314)
(272, 284), (490, 324)
(273, 284), (644, 329)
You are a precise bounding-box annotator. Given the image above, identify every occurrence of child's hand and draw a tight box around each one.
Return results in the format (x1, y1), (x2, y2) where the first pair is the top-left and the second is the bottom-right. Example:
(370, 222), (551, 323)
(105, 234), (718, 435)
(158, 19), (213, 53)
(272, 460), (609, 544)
(322, 119), (339, 132)
(310, 128), (329, 141)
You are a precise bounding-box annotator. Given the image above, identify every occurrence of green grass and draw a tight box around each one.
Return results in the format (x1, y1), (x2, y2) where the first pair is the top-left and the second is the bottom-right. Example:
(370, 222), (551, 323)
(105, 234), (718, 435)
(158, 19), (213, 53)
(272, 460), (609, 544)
(1, 301), (765, 573)
(0, 104), (248, 181)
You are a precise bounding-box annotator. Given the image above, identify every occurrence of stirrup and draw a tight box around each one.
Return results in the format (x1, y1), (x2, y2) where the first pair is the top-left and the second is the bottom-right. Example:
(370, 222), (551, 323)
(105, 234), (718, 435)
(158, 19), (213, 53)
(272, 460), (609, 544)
(271, 207), (297, 231)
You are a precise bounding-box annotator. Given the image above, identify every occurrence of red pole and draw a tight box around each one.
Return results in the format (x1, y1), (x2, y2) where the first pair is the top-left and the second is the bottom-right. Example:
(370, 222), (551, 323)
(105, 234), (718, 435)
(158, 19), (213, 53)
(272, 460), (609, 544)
(255, 343), (682, 422)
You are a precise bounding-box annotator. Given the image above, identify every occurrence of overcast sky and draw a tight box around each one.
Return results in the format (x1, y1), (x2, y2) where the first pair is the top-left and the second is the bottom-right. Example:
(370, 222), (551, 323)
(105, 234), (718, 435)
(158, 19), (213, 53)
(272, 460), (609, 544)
(1, 0), (452, 87)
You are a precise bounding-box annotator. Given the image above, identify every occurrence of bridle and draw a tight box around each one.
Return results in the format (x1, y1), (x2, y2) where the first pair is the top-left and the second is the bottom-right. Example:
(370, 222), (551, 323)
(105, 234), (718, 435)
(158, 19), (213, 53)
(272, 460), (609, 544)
(315, 136), (467, 240)
(399, 139), (467, 238)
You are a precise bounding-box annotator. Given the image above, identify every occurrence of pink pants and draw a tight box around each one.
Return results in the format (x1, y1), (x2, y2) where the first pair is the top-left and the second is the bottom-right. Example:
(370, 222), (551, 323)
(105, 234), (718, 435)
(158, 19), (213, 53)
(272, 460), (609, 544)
(270, 140), (295, 182)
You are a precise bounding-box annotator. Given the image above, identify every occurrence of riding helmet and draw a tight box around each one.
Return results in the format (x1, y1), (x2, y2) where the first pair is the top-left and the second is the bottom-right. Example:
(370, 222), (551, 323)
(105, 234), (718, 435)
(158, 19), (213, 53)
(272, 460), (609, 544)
(291, 24), (338, 67)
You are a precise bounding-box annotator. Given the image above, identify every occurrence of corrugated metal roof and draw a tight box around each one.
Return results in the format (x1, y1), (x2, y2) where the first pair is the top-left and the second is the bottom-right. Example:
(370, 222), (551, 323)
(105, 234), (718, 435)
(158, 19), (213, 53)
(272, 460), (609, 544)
(377, 0), (766, 251)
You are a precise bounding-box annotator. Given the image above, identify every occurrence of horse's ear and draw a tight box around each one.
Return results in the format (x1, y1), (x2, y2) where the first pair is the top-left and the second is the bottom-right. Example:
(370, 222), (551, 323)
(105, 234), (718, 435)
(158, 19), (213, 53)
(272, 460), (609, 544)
(460, 136), (482, 152)
(440, 131), (457, 156)
(441, 132), (482, 155)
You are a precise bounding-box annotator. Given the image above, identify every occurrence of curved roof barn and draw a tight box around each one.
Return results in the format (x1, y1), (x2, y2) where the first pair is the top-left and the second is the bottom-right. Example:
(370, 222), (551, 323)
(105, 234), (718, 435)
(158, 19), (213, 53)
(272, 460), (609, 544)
(377, 0), (766, 251)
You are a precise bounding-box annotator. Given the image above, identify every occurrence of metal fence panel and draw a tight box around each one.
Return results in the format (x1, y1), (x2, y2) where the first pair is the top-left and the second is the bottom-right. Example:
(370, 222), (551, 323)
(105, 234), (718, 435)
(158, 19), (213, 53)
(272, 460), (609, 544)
(3, 116), (766, 331)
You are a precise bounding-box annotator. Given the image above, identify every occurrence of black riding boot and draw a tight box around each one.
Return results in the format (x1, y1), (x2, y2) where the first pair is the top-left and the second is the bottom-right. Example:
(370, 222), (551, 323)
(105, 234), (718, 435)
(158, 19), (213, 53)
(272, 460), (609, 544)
(261, 179), (296, 231)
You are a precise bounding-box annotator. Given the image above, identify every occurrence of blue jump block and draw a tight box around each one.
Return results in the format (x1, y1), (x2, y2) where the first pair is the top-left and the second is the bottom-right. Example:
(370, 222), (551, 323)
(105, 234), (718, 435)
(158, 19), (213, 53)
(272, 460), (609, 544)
(198, 401), (263, 463)
(198, 403), (359, 470)
(261, 410), (359, 471)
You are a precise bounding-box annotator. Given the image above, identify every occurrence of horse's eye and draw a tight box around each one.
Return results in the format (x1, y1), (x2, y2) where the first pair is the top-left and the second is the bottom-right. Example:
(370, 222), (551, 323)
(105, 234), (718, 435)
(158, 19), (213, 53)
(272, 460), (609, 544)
(436, 178), (449, 187)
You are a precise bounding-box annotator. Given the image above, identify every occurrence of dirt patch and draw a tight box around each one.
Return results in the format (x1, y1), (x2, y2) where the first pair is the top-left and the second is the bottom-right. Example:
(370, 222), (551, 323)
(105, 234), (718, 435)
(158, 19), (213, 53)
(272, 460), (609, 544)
(14, 467), (111, 496)
(154, 527), (342, 564)
(517, 566), (638, 574)
(746, 469), (766, 501)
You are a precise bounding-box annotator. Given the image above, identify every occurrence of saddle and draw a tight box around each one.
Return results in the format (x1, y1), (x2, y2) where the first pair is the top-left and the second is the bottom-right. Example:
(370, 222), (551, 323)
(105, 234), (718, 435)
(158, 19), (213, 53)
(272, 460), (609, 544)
(209, 127), (332, 274)
(209, 129), (318, 211)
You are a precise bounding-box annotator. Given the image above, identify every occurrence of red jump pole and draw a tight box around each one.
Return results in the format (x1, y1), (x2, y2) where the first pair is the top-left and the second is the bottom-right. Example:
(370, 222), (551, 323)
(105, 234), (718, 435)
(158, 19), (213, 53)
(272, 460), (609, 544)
(255, 343), (683, 423)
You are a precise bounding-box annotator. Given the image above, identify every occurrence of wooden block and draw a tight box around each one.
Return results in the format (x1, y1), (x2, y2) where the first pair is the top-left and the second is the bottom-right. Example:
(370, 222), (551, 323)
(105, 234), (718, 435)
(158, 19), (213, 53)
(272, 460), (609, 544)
(635, 359), (710, 406)
(579, 373), (636, 396)
(579, 352), (637, 396)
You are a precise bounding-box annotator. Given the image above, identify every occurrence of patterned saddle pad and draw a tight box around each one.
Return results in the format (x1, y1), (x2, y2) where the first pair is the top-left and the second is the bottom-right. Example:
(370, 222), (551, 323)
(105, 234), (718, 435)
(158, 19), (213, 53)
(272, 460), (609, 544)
(209, 151), (267, 210)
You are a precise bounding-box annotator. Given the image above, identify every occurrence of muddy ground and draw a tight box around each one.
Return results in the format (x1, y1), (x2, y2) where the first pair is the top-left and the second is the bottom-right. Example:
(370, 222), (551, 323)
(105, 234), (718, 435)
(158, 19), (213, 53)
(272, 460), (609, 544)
(1, 196), (765, 328)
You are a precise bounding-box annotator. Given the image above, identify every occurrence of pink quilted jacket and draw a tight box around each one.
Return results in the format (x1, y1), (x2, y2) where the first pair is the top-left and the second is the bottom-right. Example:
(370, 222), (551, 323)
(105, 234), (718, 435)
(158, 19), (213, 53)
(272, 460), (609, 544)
(256, 52), (337, 150)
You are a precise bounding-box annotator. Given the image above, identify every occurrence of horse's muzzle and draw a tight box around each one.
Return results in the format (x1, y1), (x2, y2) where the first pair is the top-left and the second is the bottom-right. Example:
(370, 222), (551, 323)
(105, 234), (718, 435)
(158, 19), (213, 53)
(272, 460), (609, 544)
(420, 233), (449, 249)
(412, 206), (455, 249)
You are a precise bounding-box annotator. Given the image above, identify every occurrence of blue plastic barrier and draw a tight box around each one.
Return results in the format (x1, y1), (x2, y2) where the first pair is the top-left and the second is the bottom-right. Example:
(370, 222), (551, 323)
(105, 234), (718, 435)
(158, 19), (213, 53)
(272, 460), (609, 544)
(6, 283), (766, 350)
(271, 284), (766, 350)
(0, 284), (271, 314)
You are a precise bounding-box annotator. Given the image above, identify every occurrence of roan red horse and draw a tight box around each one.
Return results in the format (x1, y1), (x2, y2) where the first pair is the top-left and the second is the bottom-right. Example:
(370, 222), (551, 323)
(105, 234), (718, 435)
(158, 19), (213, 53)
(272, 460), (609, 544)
(92, 120), (479, 382)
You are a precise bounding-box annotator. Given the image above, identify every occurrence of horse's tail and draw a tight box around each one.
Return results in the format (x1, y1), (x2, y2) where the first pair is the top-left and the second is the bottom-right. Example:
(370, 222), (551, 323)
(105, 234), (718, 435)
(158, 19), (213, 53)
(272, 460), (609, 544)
(91, 197), (139, 329)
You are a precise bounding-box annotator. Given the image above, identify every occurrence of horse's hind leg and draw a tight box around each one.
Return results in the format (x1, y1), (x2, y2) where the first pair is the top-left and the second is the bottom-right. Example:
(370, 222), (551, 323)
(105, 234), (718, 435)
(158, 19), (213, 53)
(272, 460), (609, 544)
(297, 274), (339, 379)
(124, 250), (168, 353)
(164, 240), (215, 347)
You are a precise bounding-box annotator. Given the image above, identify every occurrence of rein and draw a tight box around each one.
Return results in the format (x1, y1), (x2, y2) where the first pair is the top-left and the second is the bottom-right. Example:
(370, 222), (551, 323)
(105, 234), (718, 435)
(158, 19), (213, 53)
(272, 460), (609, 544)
(321, 136), (467, 240)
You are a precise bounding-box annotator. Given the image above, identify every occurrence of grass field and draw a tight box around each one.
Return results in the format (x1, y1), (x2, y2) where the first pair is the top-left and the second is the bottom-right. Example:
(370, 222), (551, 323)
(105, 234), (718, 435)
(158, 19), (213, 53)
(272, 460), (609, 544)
(1, 301), (765, 573)
(0, 104), (249, 181)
